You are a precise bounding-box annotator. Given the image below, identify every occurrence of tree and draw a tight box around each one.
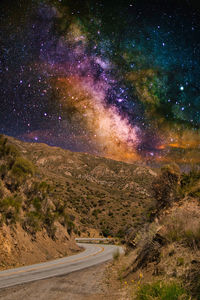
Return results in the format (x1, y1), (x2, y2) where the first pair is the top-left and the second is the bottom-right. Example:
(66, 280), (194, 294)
(152, 163), (180, 211)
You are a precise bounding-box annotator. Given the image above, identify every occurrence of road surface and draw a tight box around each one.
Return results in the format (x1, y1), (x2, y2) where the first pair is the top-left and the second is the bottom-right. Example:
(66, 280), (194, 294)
(0, 242), (123, 289)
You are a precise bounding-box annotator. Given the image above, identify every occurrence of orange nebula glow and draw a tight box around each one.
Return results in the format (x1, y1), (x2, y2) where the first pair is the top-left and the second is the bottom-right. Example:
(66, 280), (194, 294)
(55, 76), (141, 162)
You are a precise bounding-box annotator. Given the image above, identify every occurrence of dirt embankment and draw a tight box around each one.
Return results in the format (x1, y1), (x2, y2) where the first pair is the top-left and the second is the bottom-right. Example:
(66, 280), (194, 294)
(0, 223), (80, 270)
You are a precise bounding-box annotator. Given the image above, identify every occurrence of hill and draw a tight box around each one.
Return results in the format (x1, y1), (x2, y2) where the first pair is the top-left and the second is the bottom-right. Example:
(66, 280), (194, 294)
(0, 134), (157, 268)
(107, 164), (200, 300)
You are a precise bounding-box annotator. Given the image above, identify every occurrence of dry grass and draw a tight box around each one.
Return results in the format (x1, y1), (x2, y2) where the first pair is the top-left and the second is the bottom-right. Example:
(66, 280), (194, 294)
(161, 203), (200, 249)
(108, 199), (200, 299)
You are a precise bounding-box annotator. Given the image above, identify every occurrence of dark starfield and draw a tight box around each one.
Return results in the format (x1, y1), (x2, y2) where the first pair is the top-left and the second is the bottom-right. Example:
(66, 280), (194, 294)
(0, 0), (200, 162)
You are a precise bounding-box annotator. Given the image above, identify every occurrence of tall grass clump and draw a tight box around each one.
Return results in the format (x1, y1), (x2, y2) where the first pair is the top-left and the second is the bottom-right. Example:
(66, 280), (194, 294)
(136, 281), (189, 300)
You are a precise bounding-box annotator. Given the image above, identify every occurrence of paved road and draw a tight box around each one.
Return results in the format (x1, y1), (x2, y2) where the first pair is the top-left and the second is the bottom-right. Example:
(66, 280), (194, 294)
(75, 237), (115, 244)
(0, 242), (123, 289)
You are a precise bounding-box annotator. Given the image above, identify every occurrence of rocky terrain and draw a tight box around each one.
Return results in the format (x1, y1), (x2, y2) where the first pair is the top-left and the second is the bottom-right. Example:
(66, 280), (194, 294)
(0, 134), (157, 269)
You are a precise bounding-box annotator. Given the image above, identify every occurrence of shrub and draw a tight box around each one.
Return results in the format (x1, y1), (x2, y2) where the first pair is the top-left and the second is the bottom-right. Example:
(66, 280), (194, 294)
(181, 167), (200, 193)
(0, 136), (20, 159)
(152, 163), (180, 210)
(44, 211), (57, 239)
(0, 180), (4, 198)
(189, 188), (200, 198)
(0, 136), (8, 158)
(44, 210), (56, 227)
(25, 211), (42, 233)
(11, 157), (35, 178)
(136, 281), (189, 300)
(101, 227), (111, 237)
(32, 197), (42, 211)
(4, 144), (20, 158)
(0, 196), (21, 212)
(184, 263), (200, 299)
(59, 213), (75, 235)
(180, 167), (200, 200)
(0, 196), (22, 224)
(177, 257), (184, 266)
(38, 181), (50, 194)
(116, 228), (125, 238)
(92, 209), (100, 218)
(0, 164), (8, 179)
(66, 219), (75, 235)
(27, 181), (51, 202)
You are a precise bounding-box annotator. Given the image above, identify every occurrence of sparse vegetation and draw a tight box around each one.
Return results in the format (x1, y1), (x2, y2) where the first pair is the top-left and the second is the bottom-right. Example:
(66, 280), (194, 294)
(162, 209), (200, 249)
(108, 165), (200, 300)
(0, 195), (22, 224)
(136, 281), (189, 300)
(11, 157), (35, 181)
(24, 211), (42, 233)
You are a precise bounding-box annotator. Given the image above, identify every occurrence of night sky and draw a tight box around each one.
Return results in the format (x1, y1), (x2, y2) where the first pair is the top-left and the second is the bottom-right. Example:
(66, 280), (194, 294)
(0, 0), (200, 162)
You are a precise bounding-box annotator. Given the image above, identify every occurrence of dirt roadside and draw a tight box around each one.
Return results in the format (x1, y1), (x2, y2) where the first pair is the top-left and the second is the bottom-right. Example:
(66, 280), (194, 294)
(0, 262), (127, 300)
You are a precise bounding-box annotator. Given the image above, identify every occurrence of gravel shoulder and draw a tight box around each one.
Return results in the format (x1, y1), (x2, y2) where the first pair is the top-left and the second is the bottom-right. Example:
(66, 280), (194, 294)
(0, 263), (124, 300)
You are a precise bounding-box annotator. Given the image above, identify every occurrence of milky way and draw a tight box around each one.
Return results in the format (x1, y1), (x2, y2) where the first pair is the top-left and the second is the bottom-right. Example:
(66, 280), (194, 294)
(0, 0), (200, 162)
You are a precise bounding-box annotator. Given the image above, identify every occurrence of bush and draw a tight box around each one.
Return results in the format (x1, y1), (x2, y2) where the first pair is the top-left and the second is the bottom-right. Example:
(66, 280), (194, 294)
(152, 163), (180, 210)
(92, 209), (100, 218)
(4, 144), (20, 158)
(184, 263), (200, 299)
(181, 168), (200, 192)
(136, 281), (189, 300)
(25, 211), (42, 233)
(0, 136), (20, 159)
(66, 218), (75, 235)
(101, 227), (111, 237)
(59, 212), (75, 235)
(0, 180), (4, 198)
(116, 228), (125, 238)
(180, 167), (200, 198)
(0, 196), (22, 224)
(44, 211), (57, 239)
(0, 136), (8, 158)
(32, 197), (42, 211)
(0, 164), (8, 179)
(44, 210), (56, 227)
(30, 181), (51, 200)
(189, 188), (200, 198)
(11, 157), (35, 178)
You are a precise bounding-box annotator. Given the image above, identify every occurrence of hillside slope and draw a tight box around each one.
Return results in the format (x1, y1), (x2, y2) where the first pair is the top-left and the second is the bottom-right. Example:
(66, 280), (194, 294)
(0, 134), (158, 268)
(108, 165), (200, 300)
(8, 135), (158, 237)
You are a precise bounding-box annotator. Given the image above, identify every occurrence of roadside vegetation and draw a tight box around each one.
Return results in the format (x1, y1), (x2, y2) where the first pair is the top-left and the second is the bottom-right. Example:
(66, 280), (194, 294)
(0, 135), (76, 238)
(136, 281), (189, 300)
(108, 163), (200, 299)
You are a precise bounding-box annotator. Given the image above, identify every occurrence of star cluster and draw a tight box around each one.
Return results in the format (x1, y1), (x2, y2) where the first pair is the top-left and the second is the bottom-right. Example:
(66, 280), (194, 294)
(0, 0), (200, 162)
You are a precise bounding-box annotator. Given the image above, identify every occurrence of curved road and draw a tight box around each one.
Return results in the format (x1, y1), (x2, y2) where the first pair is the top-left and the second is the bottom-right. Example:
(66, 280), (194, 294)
(0, 242), (123, 289)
